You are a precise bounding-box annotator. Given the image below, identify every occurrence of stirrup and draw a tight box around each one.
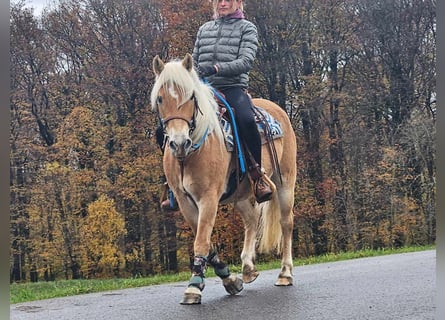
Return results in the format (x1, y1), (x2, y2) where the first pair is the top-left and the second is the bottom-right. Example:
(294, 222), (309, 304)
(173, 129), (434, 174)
(259, 170), (276, 194)
(248, 166), (276, 203)
(254, 177), (273, 203)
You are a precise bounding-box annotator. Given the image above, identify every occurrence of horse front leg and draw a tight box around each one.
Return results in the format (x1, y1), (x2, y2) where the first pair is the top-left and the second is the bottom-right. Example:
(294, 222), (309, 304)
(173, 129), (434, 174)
(174, 194), (207, 305)
(207, 250), (243, 295)
(180, 198), (220, 305)
(180, 255), (207, 305)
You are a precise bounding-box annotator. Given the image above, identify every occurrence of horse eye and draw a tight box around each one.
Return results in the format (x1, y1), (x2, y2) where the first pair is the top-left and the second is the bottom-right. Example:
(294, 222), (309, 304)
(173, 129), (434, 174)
(157, 96), (163, 105)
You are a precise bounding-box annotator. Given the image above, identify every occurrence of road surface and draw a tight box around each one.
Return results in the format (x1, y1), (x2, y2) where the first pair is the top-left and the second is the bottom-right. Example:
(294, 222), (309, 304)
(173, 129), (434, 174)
(11, 250), (436, 320)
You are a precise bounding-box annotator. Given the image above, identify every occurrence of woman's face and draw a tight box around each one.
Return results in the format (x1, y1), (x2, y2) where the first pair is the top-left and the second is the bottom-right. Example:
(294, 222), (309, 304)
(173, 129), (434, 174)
(216, 0), (240, 17)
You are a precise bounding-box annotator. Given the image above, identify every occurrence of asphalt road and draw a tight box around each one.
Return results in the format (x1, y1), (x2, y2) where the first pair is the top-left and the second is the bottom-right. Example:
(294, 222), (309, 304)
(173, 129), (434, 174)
(10, 250), (436, 320)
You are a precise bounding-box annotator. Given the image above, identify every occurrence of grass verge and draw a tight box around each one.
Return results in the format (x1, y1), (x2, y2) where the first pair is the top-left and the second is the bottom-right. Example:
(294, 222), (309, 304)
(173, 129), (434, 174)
(10, 245), (435, 304)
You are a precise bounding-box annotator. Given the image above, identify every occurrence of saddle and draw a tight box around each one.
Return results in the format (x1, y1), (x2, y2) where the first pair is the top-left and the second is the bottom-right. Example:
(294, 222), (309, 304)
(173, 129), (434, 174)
(214, 91), (283, 202)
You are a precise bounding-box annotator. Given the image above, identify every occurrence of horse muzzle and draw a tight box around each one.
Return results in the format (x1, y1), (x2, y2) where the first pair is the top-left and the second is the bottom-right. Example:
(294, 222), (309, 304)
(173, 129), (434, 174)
(168, 134), (193, 159)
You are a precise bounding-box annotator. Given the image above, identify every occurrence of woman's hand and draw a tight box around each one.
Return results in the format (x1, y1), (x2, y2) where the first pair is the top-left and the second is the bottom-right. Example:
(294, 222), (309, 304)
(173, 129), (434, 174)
(198, 65), (217, 77)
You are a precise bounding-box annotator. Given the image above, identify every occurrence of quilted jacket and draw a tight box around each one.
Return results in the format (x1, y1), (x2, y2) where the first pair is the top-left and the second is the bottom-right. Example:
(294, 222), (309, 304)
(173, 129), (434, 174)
(192, 11), (258, 90)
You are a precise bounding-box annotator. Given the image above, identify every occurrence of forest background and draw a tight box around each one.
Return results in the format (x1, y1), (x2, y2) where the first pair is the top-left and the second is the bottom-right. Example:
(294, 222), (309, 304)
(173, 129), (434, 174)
(10, 0), (436, 283)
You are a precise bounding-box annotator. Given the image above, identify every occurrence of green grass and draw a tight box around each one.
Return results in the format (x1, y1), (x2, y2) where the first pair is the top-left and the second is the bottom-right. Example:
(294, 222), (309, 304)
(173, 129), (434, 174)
(10, 245), (435, 304)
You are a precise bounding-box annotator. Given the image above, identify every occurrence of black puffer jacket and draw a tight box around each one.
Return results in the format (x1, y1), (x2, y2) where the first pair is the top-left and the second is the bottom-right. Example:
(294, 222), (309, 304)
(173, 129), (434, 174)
(192, 13), (258, 90)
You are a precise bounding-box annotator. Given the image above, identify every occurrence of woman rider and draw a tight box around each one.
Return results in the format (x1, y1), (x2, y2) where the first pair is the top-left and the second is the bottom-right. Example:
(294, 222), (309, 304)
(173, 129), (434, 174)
(160, 0), (273, 209)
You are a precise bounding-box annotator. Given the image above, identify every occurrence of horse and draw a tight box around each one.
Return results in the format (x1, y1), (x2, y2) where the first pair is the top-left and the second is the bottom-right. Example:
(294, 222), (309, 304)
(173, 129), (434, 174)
(150, 53), (297, 305)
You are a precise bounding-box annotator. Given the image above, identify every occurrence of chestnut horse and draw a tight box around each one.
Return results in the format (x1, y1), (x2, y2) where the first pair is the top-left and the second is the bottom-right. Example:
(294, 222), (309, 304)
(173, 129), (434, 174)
(150, 54), (296, 304)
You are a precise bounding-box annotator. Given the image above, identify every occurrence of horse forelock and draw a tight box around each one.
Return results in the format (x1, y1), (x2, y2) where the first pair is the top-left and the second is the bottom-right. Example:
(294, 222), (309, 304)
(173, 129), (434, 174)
(151, 59), (224, 144)
(151, 61), (192, 111)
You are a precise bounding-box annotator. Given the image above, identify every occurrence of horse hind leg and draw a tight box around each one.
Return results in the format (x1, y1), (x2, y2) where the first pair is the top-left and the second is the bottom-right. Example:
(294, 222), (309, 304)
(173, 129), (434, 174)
(208, 251), (243, 295)
(275, 183), (294, 286)
(242, 260), (259, 284)
(256, 181), (294, 286)
(236, 200), (260, 284)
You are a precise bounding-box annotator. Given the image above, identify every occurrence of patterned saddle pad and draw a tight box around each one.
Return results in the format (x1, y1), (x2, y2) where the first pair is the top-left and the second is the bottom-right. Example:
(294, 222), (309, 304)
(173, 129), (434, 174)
(219, 106), (283, 152)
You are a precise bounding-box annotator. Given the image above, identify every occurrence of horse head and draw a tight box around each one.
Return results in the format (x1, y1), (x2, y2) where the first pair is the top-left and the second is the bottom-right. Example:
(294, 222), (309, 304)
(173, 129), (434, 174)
(151, 54), (198, 159)
(151, 54), (222, 160)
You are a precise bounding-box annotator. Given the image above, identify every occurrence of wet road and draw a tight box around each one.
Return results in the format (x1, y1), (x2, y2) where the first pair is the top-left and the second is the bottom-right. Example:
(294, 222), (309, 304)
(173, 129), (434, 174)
(11, 250), (436, 320)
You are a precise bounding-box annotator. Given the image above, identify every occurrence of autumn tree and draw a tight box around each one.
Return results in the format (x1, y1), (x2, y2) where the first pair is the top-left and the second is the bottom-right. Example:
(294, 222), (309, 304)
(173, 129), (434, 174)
(80, 195), (126, 278)
(10, 1), (58, 282)
(10, 0), (436, 282)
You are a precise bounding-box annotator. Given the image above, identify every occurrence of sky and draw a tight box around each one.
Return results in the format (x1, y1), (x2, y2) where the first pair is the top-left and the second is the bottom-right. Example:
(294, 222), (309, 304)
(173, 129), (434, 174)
(21, 0), (53, 16)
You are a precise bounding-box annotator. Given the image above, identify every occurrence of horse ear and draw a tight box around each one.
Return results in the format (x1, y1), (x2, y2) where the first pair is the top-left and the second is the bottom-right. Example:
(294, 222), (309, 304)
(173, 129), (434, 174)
(182, 53), (194, 72)
(153, 55), (164, 76)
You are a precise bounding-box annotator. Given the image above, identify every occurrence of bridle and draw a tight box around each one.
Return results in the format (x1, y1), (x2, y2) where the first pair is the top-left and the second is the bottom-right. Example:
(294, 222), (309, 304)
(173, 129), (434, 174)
(157, 92), (205, 195)
(159, 92), (201, 137)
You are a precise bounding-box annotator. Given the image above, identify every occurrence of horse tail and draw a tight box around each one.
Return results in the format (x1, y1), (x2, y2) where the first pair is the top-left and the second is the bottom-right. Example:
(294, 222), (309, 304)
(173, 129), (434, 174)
(257, 192), (282, 254)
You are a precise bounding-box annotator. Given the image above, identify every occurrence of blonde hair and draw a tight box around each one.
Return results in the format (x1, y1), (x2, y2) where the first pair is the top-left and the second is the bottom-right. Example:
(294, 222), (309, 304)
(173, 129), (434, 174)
(212, 0), (244, 18)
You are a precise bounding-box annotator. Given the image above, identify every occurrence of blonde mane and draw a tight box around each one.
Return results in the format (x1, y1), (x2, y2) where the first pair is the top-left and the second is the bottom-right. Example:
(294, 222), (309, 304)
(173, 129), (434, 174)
(150, 60), (224, 145)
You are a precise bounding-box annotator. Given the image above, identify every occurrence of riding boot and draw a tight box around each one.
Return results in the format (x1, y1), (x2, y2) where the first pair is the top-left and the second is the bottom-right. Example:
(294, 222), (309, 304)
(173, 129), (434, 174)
(248, 165), (274, 203)
(160, 181), (179, 211)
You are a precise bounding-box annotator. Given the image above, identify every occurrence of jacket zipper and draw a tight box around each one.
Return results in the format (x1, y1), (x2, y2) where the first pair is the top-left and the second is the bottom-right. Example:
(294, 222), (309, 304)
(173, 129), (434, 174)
(213, 19), (225, 65)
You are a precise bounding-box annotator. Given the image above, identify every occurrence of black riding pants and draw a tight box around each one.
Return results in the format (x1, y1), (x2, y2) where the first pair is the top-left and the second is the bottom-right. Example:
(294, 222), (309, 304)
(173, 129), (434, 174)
(220, 87), (262, 168)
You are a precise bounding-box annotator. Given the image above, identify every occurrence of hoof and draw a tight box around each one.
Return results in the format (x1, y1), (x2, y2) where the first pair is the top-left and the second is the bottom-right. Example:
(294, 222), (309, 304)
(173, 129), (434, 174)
(274, 276), (293, 286)
(242, 265), (259, 284)
(180, 286), (202, 305)
(222, 274), (244, 295)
